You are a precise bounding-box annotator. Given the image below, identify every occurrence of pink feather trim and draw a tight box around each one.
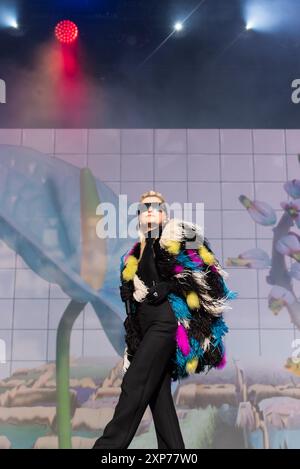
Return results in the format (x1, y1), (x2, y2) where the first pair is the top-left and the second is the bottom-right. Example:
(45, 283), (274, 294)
(216, 352), (226, 369)
(124, 242), (139, 262)
(186, 249), (204, 265)
(176, 324), (190, 356)
(174, 264), (184, 274)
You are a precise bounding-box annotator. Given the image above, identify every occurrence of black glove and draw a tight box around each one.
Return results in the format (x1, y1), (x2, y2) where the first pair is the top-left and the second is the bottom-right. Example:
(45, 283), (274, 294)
(119, 282), (134, 302)
(146, 279), (180, 305)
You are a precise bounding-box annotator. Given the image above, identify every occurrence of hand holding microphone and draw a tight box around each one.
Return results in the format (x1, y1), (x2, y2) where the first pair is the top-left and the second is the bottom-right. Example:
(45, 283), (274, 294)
(119, 282), (134, 302)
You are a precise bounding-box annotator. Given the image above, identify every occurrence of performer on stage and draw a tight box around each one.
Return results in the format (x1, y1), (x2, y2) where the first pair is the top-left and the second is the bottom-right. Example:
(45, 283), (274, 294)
(92, 190), (236, 449)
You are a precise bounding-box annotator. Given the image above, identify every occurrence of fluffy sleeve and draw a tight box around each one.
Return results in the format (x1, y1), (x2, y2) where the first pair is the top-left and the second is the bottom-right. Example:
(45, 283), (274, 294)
(159, 219), (238, 375)
(120, 248), (142, 374)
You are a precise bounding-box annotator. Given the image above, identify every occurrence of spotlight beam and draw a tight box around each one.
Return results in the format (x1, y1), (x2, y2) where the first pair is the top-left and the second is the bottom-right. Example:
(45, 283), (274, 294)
(198, 26), (252, 74)
(137, 30), (175, 69)
(137, 0), (207, 69)
(215, 30), (246, 59)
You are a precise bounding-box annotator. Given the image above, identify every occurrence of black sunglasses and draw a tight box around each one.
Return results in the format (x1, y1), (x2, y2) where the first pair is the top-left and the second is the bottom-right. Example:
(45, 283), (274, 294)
(137, 202), (167, 214)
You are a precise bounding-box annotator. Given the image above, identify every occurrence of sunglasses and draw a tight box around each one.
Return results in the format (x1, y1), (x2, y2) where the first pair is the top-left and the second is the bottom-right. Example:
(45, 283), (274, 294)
(137, 202), (167, 214)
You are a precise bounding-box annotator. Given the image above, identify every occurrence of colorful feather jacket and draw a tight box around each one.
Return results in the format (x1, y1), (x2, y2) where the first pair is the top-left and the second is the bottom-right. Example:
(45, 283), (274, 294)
(120, 218), (238, 383)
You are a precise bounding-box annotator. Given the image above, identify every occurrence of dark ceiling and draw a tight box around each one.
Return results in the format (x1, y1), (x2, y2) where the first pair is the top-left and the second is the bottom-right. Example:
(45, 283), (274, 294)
(0, 0), (300, 127)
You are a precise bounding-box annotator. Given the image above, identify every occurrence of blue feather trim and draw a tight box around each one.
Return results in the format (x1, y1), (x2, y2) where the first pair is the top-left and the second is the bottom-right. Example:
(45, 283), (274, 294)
(175, 251), (204, 270)
(220, 276), (239, 301)
(168, 292), (192, 321)
(211, 317), (229, 350)
(120, 253), (126, 272)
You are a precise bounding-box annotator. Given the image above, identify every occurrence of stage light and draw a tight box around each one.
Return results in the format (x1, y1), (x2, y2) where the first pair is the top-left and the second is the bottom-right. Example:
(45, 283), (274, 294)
(174, 22), (183, 32)
(1, 12), (18, 29)
(55, 20), (78, 44)
(244, 0), (281, 32)
(8, 18), (18, 28)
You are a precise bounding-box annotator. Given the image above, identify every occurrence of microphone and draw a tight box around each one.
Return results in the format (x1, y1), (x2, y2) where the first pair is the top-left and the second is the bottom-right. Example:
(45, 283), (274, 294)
(125, 299), (131, 316)
(120, 275), (133, 316)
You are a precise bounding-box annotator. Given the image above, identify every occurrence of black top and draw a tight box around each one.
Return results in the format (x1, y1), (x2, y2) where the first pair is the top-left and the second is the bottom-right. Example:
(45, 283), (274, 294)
(136, 223), (163, 288)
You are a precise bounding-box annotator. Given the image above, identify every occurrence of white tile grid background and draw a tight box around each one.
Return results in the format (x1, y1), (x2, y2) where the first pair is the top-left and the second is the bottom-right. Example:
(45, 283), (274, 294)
(0, 128), (300, 378)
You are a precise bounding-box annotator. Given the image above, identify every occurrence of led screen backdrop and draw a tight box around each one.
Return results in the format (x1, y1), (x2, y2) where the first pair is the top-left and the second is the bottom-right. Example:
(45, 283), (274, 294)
(0, 128), (300, 449)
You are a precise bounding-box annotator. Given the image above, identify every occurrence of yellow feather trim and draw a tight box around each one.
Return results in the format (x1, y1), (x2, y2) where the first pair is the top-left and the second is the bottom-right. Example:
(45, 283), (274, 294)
(122, 255), (138, 281)
(198, 245), (215, 265)
(164, 240), (181, 255)
(186, 291), (200, 309)
(186, 357), (198, 374)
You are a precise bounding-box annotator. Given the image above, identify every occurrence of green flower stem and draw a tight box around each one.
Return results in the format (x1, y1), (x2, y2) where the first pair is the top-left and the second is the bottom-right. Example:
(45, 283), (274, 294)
(56, 299), (86, 449)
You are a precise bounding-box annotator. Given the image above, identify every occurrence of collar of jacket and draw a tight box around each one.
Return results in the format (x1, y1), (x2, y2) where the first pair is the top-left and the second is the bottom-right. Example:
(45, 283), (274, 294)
(120, 217), (226, 305)
(138, 217), (204, 250)
(121, 216), (236, 317)
(121, 217), (226, 284)
(124, 217), (206, 263)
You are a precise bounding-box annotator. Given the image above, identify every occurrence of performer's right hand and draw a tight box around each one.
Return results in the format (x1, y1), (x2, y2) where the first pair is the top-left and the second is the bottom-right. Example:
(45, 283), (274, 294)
(119, 282), (134, 302)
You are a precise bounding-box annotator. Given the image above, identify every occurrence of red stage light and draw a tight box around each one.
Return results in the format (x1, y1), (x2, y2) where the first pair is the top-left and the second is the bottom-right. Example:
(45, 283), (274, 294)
(55, 20), (78, 44)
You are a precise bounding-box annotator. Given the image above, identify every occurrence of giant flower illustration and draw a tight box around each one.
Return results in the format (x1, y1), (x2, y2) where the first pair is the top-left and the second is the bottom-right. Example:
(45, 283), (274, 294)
(290, 261), (300, 281)
(284, 179), (300, 199)
(239, 195), (277, 226)
(0, 144), (135, 448)
(226, 248), (271, 269)
(235, 181), (300, 331)
(276, 232), (300, 261)
(268, 286), (295, 315)
(280, 200), (300, 228)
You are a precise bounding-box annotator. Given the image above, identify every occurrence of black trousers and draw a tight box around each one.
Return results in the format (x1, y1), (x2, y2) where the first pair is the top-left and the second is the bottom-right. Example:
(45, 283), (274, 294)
(92, 298), (185, 449)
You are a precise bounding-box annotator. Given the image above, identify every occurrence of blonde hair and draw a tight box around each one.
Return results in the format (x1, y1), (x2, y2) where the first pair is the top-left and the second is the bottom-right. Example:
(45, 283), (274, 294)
(139, 190), (165, 203)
